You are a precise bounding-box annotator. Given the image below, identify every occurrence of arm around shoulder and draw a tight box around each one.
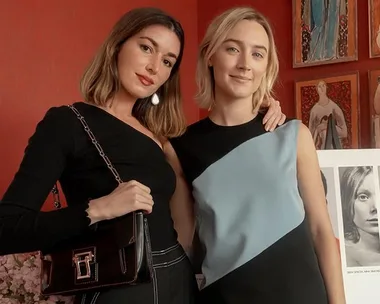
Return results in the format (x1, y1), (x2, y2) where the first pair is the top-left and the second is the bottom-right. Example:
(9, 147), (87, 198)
(296, 123), (346, 304)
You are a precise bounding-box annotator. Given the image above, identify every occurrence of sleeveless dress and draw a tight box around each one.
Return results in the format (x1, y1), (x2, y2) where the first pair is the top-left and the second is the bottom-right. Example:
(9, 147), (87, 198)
(170, 113), (328, 304)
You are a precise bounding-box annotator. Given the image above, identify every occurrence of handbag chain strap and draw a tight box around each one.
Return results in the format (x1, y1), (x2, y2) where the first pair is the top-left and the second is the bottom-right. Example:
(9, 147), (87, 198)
(52, 104), (123, 209)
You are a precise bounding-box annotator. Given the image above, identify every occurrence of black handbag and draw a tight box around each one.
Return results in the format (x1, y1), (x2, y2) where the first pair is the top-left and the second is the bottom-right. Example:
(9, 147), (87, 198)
(40, 104), (153, 296)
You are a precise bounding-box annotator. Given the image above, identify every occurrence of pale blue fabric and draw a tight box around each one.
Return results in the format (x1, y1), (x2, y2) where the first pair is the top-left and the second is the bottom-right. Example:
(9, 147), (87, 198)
(192, 120), (305, 287)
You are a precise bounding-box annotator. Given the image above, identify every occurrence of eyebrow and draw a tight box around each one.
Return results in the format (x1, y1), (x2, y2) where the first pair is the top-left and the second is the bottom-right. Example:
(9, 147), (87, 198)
(223, 38), (268, 53)
(139, 36), (178, 59)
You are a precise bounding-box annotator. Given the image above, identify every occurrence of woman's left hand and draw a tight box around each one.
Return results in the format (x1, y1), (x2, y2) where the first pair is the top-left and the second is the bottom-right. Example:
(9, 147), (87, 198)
(262, 98), (286, 131)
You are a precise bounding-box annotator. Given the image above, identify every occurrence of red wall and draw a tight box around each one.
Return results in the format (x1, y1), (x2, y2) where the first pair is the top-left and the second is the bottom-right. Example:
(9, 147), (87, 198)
(0, 0), (199, 202)
(198, 0), (380, 148)
(2, 1), (380, 206)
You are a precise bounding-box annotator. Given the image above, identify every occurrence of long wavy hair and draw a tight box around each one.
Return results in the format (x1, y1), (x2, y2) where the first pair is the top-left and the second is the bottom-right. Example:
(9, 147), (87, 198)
(80, 7), (186, 138)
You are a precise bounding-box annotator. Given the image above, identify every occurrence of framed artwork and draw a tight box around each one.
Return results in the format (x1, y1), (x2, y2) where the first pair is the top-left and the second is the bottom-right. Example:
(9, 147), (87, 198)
(369, 70), (380, 147)
(369, 0), (380, 58)
(295, 72), (359, 150)
(292, 0), (358, 68)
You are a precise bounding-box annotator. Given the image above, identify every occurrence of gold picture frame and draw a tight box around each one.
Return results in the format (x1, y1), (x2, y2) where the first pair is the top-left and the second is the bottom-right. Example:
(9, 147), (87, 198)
(369, 0), (380, 58)
(292, 0), (358, 67)
(369, 70), (380, 147)
(295, 72), (359, 149)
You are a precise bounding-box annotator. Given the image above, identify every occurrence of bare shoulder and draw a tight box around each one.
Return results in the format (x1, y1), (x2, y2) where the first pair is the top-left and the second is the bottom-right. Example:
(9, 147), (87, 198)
(344, 244), (360, 267)
(297, 122), (313, 140)
(162, 139), (183, 173)
(162, 139), (175, 157)
(297, 122), (315, 154)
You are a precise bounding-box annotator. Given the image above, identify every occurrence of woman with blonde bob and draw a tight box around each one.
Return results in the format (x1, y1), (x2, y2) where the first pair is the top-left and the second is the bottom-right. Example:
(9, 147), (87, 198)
(170, 6), (346, 304)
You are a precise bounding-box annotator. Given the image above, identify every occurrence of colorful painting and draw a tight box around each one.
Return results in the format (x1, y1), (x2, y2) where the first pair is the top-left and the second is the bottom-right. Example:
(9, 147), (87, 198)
(292, 0), (358, 67)
(369, 0), (380, 58)
(369, 70), (380, 147)
(295, 72), (359, 149)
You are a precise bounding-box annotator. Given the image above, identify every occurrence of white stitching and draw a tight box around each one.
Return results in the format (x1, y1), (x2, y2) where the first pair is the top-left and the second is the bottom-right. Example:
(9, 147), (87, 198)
(89, 292), (100, 304)
(79, 244), (183, 304)
(152, 243), (179, 255)
(152, 267), (159, 304)
(153, 253), (186, 269)
(80, 294), (86, 304)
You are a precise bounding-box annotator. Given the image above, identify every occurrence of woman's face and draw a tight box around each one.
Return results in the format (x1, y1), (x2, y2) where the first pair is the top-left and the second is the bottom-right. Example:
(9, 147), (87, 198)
(209, 19), (269, 102)
(117, 24), (181, 99)
(353, 172), (379, 235)
(316, 81), (327, 96)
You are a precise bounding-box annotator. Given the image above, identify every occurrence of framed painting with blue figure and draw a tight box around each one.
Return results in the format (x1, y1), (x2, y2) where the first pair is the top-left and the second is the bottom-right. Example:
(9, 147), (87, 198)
(295, 72), (359, 150)
(292, 0), (358, 68)
(369, 0), (380, 58)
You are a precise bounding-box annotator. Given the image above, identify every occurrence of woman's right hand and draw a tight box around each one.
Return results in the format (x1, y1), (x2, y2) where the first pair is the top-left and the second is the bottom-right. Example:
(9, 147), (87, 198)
(86, 180), (153, 225)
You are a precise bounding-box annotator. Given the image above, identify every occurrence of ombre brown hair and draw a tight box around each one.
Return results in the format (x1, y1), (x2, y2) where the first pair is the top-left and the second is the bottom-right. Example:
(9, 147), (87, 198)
(196, 7), (279, 112)
(80, 7), (186, 138)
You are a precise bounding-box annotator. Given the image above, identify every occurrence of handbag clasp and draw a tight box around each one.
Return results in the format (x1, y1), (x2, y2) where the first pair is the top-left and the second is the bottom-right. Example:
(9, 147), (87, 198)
(73, 251), (94, 280)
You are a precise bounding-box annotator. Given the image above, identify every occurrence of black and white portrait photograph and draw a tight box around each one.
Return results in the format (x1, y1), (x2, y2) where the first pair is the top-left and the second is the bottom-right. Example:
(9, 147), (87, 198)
(339, 166), (380, 267)
(321, 167), (340, 241)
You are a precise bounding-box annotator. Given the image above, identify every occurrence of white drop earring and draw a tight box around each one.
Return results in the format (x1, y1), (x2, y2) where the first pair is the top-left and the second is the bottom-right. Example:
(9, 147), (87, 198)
(151, 93), (160, 105)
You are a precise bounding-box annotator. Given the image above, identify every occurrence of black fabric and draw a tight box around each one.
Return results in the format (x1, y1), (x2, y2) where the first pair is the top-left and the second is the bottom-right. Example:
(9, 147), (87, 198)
(170, 115), (328, 304)
(1, 101), (199, 302)
(79, 244), (199, 304)
(1, 102), (178, 253)
(324, 113), (342, 149)
(170, 114), (294, 185)
(199, 219), (328, 304)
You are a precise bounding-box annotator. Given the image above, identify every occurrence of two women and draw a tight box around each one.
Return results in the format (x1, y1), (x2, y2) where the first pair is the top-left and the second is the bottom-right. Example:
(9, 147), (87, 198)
(0, 6), (283, 304)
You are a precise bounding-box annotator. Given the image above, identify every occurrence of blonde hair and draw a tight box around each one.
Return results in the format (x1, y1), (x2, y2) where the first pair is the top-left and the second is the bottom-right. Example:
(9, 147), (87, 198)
(196, 7), (279, 112)
(80, 7), (187, 138)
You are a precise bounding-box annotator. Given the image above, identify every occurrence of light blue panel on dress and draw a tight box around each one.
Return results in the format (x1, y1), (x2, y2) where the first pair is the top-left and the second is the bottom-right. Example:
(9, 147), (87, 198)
(192, 120), (305, 286)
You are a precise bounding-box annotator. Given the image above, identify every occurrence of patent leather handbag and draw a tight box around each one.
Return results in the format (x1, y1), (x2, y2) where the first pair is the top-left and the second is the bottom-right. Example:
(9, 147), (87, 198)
(40, 104), (153, 296)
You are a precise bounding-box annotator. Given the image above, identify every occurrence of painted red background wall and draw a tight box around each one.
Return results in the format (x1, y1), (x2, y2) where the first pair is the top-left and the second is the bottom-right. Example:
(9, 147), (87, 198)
(1, 0), (380, 209)
(0, 0), (198, 208)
